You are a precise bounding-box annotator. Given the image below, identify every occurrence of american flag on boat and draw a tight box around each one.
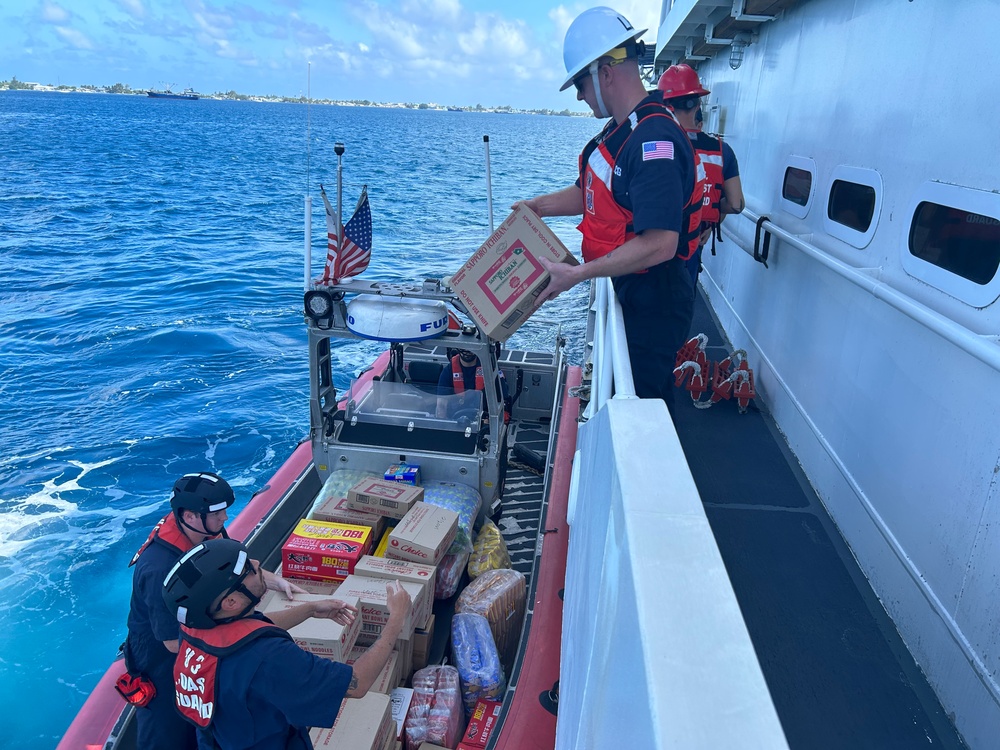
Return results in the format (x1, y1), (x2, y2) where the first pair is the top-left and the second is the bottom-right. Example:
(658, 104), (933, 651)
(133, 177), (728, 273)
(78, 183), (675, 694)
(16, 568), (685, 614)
(320, 185), (372, 284)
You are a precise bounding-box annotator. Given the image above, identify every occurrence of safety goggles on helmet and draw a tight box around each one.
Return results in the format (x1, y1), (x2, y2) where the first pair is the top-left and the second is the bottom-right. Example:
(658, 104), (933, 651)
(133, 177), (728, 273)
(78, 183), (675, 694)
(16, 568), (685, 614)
(669, 94), (702, 111)
(572, 40), (645, 93)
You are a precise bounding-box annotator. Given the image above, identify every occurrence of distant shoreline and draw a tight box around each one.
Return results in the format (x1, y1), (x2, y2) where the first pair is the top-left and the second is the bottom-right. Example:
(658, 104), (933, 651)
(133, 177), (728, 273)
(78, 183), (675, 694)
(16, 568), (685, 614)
(0, 84), (591, 118)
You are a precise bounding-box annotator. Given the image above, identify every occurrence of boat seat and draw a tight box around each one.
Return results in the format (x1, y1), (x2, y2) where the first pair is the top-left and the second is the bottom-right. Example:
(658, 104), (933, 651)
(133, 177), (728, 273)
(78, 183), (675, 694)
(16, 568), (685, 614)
(406, 360), (445, 393)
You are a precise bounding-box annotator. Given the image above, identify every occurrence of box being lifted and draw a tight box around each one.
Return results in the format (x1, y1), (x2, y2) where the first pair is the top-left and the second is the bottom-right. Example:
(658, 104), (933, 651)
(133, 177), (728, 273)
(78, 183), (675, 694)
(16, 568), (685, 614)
(449, 204), (577, 341)
(259, 591), (361, 664)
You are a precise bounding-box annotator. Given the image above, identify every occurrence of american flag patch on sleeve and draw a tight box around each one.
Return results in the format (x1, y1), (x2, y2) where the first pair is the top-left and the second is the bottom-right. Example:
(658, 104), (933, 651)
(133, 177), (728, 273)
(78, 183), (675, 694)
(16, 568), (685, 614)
(642, 141), (674, 161)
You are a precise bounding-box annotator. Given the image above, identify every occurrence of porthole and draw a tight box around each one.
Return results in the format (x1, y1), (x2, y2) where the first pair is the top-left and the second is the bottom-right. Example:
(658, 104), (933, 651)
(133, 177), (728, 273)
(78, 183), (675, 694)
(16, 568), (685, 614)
(821, 166), (883, 249)
(778, 156), (815, 219)
(902, 182), (1000, 307)
(828, 180), (876, 233)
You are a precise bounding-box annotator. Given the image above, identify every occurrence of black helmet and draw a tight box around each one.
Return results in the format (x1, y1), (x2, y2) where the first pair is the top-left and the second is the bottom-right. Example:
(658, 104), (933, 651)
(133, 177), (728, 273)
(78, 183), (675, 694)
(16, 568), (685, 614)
(162, 538), (260, 629)
(170, 472), (235, 514)
(170, 472), (235, 537)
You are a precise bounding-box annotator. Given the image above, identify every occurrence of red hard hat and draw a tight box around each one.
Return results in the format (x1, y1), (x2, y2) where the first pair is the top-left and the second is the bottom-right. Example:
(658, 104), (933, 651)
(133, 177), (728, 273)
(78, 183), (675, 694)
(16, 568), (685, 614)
(657, 64), (710, 99)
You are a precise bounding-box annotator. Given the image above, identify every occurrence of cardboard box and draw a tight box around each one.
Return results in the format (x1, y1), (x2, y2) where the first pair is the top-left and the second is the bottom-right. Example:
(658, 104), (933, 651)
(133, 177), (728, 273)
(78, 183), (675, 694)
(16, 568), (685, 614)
(373, 529), (391, 557)
(337, 575), (428, 641)
(310, 692), (394, 750)
(310, 495), (387, 540)
(348, 477), (424, 519)
(354, 556), (436, 623)
(386, 502), (458, 566)
(396, 636), (414, 682)
(458, 698), (503, 748)
(281, 519), (372, 583)
(347, 646), (399, 694)
(389, 687), (414, 741)
(412, 614), (435, 672)
(384, 463), (421, 485)
(285, 577), (340, 596)
(449, 204), (578, 341)
(260, 591), (360, 663)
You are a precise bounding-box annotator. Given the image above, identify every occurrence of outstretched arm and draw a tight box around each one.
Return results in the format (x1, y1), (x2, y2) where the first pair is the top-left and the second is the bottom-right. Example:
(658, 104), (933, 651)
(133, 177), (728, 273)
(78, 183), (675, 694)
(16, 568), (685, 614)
(265, 598), (358, 632)
(346, 581), (412, 697)
(262, 570), (307, 599)
(534, 228), (679, 306)
(512, 185), (582, 219)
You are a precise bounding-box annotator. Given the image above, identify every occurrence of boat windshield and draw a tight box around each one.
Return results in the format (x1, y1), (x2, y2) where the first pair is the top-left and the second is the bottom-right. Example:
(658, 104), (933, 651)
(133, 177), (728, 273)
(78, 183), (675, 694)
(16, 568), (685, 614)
(343, 378), (483, 441)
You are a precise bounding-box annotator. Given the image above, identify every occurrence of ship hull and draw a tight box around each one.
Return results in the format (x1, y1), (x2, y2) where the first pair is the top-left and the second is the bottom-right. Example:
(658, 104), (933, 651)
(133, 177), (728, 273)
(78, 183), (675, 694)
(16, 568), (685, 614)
(656, 0), (1000, 745)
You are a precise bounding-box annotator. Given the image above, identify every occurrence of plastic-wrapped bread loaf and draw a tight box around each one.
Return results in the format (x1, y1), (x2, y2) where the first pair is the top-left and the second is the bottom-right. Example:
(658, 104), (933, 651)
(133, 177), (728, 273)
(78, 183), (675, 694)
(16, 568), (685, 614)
(451, 613), (506, 716)
(455, 568), (526, 669)
(403, 665), (463, 750)
(434, 551), (469, 600)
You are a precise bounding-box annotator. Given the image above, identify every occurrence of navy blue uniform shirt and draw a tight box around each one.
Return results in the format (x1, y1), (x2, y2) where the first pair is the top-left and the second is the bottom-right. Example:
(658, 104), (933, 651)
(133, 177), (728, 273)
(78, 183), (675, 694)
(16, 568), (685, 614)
(196, 614), (354, 750)
(127, 541), (183, 669)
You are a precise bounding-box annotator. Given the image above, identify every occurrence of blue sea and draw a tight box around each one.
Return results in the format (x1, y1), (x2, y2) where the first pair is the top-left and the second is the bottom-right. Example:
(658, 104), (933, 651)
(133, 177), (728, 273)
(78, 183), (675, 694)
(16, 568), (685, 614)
(0, 91), (596, 749)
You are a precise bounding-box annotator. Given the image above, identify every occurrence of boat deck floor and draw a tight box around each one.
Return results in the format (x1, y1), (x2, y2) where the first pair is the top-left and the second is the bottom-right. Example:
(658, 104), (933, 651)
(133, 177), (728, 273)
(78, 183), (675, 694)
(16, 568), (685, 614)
(673, 289), (968, 749)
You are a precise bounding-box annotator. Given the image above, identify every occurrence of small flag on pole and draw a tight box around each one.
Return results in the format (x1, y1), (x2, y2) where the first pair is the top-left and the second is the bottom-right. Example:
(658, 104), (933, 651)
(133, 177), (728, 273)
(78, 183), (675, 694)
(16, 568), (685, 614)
(320, 185), (372, 284)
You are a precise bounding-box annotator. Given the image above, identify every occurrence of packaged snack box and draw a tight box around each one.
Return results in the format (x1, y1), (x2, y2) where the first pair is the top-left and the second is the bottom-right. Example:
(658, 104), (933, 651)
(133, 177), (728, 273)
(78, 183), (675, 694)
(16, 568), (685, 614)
(282, 519), (372, 582)
(384, 463), (421, 485)
(260, 591), (360, 663)
(449, 204), (578, 341)
(386, 502), (458, 566)
(348, 477), (424, 519)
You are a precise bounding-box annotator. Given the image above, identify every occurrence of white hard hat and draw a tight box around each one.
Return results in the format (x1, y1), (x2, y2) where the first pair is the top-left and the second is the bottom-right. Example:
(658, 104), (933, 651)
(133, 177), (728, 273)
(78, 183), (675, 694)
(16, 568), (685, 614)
(560, 7), (647, 92)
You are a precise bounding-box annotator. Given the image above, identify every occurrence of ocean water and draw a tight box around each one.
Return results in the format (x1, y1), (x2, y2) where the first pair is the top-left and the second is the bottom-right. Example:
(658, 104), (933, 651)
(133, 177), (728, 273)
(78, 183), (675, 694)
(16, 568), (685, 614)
(0, 91), (597, 749)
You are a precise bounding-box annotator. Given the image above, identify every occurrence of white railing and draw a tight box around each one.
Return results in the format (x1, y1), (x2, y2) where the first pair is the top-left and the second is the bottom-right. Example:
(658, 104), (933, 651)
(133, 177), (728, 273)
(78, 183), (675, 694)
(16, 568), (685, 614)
(583, 277), (637, 419)
(558, 278), (788, 749)
(727, 209), (1000, 373)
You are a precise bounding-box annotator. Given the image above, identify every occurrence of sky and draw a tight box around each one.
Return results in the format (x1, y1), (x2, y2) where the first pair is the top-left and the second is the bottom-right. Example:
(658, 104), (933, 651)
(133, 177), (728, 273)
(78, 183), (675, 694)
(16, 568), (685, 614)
(0, 0), (662, 110)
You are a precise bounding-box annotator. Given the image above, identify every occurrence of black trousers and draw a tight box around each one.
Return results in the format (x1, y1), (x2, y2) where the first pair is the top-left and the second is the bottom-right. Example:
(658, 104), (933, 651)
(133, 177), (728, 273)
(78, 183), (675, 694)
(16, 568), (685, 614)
(613, 257), (694, 413)
(133, 648), (198, 750)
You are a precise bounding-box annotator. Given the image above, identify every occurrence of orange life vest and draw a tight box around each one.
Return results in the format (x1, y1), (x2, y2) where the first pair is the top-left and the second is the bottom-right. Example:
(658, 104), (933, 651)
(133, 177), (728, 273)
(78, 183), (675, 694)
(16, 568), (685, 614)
(450, 356), (510, 424)
(578, 100), (705, 263)
(450, 356), (485, 394)
(129, 513), (194, 567)
(689, 130), (725, 226)
(129, 512), (228, 567)
(174, 618), (290, 729)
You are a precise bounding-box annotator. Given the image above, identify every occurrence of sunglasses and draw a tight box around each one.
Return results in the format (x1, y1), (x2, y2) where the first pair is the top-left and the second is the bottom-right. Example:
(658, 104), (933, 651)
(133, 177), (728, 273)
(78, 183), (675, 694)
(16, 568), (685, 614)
(573, 57), (628, 93)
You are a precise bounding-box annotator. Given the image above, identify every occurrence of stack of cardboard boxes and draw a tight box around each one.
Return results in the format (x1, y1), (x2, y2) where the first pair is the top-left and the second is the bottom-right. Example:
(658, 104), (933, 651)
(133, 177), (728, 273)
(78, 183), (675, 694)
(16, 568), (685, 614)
(277, 472), (459, 749)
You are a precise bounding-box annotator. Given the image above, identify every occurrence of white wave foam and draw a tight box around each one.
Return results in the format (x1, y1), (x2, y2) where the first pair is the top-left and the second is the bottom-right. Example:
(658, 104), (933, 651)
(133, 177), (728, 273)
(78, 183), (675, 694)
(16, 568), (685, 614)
(0, 456), (123, 558)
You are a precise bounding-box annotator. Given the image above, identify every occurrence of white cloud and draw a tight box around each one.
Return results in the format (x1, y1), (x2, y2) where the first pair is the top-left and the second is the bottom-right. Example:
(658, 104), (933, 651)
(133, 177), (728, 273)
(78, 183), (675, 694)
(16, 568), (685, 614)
(116, 0), (146, 20)
(401, 0), (461, 25)
(350, 0), (550, 86)
(186, 0), (234, 39)
(41, 1), (71, 24)
(54, 26), (94, 50)
(549, 2), (660, 47)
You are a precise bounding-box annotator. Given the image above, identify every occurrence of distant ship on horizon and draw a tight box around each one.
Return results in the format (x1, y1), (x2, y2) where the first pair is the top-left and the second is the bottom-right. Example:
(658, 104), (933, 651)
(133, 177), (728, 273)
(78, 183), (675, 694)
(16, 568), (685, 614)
(146, 86), (198, 101)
